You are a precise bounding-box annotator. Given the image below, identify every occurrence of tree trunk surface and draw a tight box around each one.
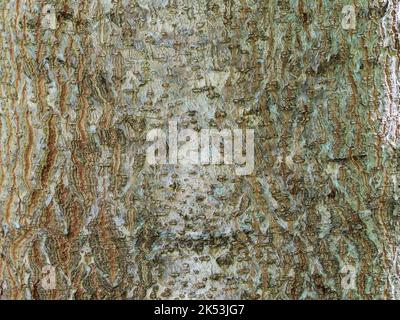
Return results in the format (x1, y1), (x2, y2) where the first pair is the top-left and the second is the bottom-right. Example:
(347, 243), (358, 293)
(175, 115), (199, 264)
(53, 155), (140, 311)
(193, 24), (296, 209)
(1, 0), (400, 299)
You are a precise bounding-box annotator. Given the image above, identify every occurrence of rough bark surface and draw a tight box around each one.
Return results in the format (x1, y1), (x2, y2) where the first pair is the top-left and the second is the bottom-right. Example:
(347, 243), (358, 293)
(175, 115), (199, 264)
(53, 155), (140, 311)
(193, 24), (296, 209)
(1, 0), (400, 299)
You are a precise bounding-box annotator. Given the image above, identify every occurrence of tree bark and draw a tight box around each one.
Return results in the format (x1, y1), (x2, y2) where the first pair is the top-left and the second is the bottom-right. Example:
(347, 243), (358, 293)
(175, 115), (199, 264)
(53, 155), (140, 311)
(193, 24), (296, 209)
(1, 0), (400, 299)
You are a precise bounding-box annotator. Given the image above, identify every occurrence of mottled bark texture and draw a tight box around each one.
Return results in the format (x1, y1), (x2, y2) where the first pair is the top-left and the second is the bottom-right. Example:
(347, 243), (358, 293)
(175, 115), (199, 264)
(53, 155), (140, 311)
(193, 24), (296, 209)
(1, 0), (400, 300)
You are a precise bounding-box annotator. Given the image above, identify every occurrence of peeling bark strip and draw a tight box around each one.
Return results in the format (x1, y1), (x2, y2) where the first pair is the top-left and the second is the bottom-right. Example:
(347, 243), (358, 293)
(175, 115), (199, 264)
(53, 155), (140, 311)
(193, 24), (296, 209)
(0, 0), (400, 300)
